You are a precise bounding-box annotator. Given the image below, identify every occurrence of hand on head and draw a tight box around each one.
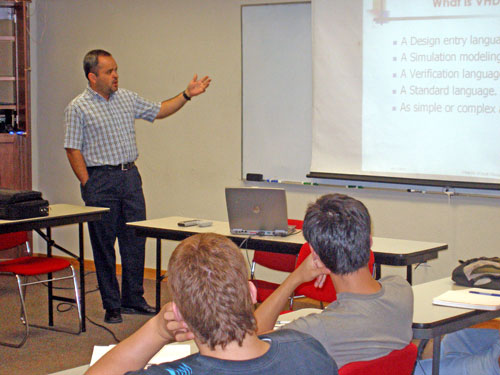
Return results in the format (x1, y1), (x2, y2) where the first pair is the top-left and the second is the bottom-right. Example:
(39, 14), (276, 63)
(159, 302), (195, 342)
(296, 252), (331, 288)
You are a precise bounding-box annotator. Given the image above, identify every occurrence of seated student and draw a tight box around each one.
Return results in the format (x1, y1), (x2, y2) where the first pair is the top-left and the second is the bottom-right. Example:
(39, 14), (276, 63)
(254, 193), (414, 368)
(85, 233), (338, 375)
(414, 328), (500, 375)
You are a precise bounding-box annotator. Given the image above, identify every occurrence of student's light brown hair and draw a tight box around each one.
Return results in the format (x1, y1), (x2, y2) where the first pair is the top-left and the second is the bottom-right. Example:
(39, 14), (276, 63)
(168, 233), (257, 350)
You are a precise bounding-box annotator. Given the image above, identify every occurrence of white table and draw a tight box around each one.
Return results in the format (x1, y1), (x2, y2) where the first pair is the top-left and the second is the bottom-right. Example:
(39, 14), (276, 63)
(128, 216), (448, 310)
(412, 278), (500, 375)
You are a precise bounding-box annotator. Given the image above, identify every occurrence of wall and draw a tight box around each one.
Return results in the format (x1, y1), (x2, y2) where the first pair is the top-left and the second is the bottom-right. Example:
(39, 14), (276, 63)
(32, 0), (500, 286)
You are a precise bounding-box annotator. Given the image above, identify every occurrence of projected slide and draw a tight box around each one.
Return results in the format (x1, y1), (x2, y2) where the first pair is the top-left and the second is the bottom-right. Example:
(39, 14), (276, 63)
(311, 0), (500, 188)
(363, 0), (500, 182)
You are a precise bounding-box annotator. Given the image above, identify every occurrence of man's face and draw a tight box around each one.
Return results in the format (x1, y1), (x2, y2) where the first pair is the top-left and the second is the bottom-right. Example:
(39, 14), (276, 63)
(89, 55), (118, 99)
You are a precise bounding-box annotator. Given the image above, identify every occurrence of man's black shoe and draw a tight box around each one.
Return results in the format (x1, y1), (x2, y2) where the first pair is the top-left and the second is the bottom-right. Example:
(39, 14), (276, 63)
(121, 303), (156, 315)
(104, 309), (122, 324)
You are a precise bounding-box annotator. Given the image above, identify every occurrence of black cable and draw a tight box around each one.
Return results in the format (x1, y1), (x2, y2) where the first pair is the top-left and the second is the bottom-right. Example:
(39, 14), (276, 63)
(86, 315), (121, 343)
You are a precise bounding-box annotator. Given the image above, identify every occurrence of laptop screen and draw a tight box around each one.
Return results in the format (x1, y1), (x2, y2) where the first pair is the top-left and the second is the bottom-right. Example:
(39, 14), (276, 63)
(225, 187), (293, 236)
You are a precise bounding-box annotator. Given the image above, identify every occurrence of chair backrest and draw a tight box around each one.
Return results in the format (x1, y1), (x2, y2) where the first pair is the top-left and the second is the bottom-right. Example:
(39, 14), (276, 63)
(338, 343), (418, 375)
(251, 219), (303, 275)
(0, 232), (29, 252)
(252, 250), (297, 273)
(294, 242), (375, 303)
(287, 218), (303, 230)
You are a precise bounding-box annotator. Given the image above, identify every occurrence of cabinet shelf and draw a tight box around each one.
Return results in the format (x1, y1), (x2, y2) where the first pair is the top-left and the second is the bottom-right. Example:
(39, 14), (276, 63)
(0, 0), (30, 191)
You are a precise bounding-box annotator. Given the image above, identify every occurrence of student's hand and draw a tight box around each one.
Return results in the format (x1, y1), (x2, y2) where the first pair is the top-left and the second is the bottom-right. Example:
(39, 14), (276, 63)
(159, 302), (195, 342)
(186, 74), (211, 97)
(295, 253), (330, 287)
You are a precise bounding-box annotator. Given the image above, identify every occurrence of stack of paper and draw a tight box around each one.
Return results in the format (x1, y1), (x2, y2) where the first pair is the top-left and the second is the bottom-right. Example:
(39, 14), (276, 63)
(432, 288), (500, 311)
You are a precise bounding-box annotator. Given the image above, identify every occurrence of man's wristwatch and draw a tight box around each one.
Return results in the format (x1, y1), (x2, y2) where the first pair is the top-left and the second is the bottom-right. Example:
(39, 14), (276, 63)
(183, 91), (191, 101)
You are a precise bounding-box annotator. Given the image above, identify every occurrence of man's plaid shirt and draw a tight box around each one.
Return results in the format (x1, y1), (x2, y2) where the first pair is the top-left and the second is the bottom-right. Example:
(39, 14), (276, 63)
(64, 86), (160, 166)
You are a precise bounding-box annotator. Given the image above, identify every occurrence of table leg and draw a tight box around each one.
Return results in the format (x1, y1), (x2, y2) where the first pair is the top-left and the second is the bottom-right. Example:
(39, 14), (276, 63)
(156, 238), (162, 313)
(79, 223), (86, 332)
(375, 263), (381, 279)
(406, 265), (413, 285)
(47, 227), (54, 327)
(432, 335), (441, 375)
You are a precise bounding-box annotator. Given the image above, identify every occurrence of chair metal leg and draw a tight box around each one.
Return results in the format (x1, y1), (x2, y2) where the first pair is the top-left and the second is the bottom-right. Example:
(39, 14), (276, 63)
(28, 266), (83, 336)
(0, 275), (30, 348)
(0, 266), (82, 348)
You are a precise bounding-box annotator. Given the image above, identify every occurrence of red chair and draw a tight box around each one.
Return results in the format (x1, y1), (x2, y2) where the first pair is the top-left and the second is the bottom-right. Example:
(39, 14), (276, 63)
(250, 220), (303, 309)
(338, 343), (418, 375)
(0, 231), (82, 348)
(292, 242), (375, 308)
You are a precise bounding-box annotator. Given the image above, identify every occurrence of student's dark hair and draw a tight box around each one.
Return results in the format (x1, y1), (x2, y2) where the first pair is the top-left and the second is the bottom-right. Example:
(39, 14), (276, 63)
(302, 194), (371, 275)
(83, 49), (111, 80)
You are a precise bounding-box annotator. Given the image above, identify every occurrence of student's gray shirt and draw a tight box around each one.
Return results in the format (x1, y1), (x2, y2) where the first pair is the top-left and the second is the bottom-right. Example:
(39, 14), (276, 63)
(283, 275), (413, 368)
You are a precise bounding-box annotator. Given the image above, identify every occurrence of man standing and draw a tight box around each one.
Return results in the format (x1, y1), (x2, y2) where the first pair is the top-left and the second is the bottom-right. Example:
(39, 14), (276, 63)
(85, 233), (338, 375)
(64, 49), (210, 323)
(255, 193), (414, 368)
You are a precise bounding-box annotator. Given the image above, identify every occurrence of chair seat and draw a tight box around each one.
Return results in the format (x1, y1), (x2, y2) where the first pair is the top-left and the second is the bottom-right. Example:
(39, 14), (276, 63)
(0, 231), (82, 348)
(0, 256), (71, 276)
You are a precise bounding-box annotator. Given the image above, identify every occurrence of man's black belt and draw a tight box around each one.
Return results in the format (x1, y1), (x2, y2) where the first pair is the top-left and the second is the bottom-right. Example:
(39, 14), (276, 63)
(87, 162), (135, 171)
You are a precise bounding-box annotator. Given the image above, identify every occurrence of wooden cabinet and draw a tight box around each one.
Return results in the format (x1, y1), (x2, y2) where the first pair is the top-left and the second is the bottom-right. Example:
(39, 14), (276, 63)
(0, 0), (31, 190)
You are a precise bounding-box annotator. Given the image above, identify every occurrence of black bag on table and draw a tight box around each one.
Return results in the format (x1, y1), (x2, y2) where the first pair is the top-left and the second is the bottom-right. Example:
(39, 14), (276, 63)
(452, 257), (500, 291)
(0, 188), (49, 220)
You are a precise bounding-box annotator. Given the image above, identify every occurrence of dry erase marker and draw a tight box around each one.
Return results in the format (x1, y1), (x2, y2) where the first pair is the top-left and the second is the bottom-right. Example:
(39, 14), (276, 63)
(407, 189), (426, 193)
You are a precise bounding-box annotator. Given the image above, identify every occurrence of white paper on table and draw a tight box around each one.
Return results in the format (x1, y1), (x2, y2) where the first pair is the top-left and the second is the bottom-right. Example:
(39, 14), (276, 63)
(90, 345), (116, 365)
(148, 345), (191, 365)
(90, 344), (191, 367)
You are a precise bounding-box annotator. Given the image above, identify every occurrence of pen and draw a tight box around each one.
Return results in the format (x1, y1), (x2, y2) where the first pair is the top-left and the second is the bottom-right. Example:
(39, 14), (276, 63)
(469, 290), (500, 297)
(276, 320), (290, 324)
(346, 185), (364, 189)
(302, 182), (318, 186)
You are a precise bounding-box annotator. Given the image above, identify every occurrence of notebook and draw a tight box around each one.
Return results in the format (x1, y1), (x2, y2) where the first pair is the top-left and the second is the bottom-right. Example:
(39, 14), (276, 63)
(432, 288), (500, 311)
(225, 187), (297, 237)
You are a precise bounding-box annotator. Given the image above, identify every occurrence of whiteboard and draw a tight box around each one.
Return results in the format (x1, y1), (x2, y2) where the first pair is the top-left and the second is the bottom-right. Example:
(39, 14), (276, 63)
(241, 2), (312, 183)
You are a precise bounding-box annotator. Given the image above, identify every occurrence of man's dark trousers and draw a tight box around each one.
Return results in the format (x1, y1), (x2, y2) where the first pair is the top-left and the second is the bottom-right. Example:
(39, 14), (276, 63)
(81, 165), (147, 311)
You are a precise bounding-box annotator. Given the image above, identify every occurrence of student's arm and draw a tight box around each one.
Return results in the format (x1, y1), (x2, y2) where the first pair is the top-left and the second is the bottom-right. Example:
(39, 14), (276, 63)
(155, 74), (211, 119)
(254, 254), (330, 333)
(85, 302), (193, 375)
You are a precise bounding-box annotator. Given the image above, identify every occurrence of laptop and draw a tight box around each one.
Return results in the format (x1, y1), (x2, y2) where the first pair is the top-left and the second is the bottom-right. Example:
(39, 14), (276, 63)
(225, 187), (297, 236)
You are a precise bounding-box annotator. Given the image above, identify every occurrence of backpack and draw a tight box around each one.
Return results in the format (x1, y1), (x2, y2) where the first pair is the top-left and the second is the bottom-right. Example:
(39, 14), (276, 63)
(452, 257), (500, 290)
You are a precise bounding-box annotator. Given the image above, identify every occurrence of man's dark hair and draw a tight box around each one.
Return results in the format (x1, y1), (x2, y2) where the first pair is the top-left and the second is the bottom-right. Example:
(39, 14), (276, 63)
(302, 193), (371, 275)
(83, 49), (111, 80)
